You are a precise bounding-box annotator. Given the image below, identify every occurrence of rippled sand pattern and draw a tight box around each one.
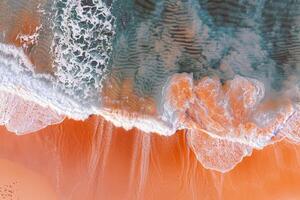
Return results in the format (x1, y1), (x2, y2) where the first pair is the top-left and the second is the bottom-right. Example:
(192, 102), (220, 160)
(0, 0), (300, 199)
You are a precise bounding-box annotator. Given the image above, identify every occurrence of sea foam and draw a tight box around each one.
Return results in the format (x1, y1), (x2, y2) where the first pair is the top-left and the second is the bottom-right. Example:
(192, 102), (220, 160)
(0, 0), (299, 173)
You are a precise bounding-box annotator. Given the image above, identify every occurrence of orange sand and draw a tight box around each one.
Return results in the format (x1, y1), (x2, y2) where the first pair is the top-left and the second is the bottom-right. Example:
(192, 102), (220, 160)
(1, 2), (300, 199)
(0, 159), (57, 200)
(1, 117), (300, 200)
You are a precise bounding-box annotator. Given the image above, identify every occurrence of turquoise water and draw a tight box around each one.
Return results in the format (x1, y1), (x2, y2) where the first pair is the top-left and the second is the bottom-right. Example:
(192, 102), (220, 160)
(0, 0), (299, 134)
(109, 0), (299, 101)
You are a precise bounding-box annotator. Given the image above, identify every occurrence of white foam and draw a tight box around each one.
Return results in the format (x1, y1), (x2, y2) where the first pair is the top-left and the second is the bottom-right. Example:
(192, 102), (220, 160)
(99, 109), (176, 136)
(1, 45), (299, 146)
(16, 25), (42, 50)
(0, 91), (64, 135)
(51, 0), (115, 103)
(187, 129), (253, 173)
(0, 43), (97, 120)
(0, 43), (176, 135)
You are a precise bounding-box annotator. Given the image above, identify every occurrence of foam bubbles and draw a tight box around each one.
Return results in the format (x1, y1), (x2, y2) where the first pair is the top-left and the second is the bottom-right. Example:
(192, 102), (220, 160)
(52, 0), (115, 104)
(0, 91), (64, 135)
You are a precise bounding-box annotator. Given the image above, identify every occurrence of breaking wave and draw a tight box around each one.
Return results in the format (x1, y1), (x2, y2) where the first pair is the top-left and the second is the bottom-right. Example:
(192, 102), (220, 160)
(0, 0), (299, 172)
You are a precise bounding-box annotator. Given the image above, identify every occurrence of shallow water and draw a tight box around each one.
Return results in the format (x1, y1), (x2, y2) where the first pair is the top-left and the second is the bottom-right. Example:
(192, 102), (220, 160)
(0, 0), (300, 198)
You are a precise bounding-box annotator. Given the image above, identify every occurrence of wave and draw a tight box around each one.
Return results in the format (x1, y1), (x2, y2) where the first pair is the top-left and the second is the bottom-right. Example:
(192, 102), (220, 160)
(0, 0), (299, 172)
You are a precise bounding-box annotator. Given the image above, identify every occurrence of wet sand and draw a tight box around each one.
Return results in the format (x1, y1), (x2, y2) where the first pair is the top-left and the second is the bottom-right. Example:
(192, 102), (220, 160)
(0, 159), (57, 200)
(0, 117), (300, 200)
